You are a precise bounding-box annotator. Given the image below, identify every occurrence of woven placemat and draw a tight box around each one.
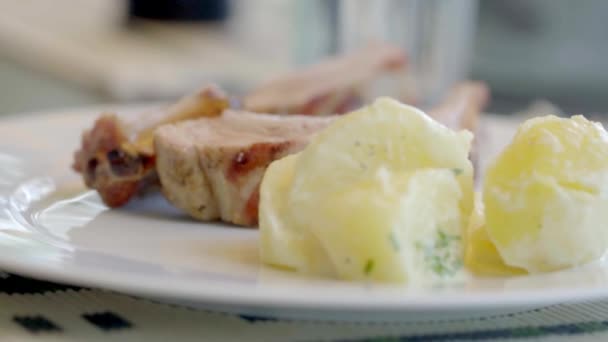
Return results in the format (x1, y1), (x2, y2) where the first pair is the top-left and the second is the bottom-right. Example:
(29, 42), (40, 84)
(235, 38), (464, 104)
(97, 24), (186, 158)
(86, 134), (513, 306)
(3, 272), (608, 341)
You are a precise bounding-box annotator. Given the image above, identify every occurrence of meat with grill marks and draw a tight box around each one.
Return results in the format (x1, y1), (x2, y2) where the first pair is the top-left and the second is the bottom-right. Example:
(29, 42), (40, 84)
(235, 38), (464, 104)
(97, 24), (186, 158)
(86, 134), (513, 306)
(72, 84), (230, 207)
(243, 42), (406, 115)
(154, 110), (334, 226)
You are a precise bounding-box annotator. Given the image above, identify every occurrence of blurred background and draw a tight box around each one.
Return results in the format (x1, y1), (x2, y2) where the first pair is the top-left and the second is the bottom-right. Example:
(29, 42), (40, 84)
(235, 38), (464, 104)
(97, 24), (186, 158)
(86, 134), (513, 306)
(0, 0), (606, 116)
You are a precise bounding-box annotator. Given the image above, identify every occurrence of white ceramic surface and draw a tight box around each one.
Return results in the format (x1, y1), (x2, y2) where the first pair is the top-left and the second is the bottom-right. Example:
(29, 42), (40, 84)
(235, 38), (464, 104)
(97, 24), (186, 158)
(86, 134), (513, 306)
(1, 106), (607, 321)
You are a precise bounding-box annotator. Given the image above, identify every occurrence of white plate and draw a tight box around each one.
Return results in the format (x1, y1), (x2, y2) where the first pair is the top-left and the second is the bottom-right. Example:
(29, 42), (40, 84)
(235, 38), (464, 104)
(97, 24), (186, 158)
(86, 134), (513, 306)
(2, 106), (608, 322)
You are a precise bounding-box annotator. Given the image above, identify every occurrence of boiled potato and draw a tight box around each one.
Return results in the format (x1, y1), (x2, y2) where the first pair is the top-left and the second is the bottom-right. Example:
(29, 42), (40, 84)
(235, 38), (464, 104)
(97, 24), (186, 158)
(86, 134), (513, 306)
(464, 193), (526, 276)
(290, 97), (474, 236)
(484, 115), (608, 273)
(259, 153), (334, 276)
(308, 168), (466, 282)
(259, 98), (474, 283)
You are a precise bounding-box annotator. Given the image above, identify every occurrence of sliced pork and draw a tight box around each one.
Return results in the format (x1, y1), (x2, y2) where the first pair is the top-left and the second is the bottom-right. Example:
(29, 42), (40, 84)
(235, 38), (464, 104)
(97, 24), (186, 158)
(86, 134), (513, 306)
(243, 43), (406, 115)
(72, 85), (230, 207)
(154, 110), (334, 226)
